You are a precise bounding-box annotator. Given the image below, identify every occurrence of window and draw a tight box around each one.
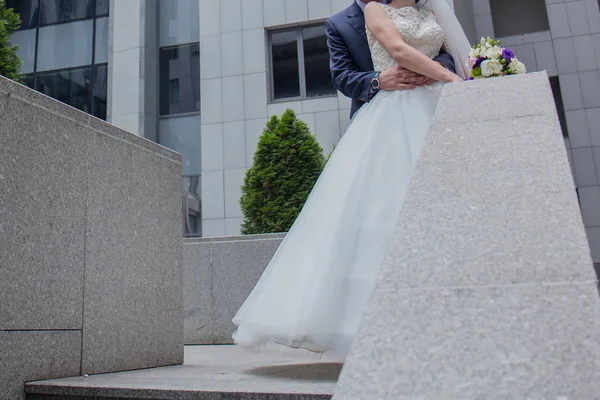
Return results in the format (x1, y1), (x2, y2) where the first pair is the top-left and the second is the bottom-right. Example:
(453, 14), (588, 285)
(6, 0), (110, 120)
(159, 115), (202, 175)
(95, 17), (109, 63)
(157, 1), (202, 237)
(549, 76), (568, 138)
(93, 65), (108, 120)
(23, 74), (36, 89)
(159, 43), (200, 116)
(158, 0), (200, 47)
(39, 0), (94, 25)
(489, 0), (550, 37)
(37, 20), (94, 71)
(182, 174), (201, 237)
(269, 24), (336, 101)
(35, 65), (106, 118)
(10, 29), (36, 73)
(37, 67), (92, 114)
(271, 30), (300, 99)
(303, 26), (336, 98)
(6, 0), (39, 29)
(96, 0), (108, 17)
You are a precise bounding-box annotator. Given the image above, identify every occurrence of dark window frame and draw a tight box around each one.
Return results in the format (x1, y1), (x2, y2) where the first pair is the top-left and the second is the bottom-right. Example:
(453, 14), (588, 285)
(268, 23), (337, 103)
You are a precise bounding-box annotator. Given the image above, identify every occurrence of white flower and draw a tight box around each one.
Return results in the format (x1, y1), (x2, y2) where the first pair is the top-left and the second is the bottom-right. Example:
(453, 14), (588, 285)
(509, 58), (527, 74)
(480, 45), (502, 59)
(480, 59), (503, 77)
(469, 47), (480, 58)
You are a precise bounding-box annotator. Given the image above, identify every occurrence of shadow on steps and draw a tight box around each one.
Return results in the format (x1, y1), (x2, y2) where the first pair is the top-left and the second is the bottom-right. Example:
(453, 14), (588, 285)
(246, 363), (343, 381)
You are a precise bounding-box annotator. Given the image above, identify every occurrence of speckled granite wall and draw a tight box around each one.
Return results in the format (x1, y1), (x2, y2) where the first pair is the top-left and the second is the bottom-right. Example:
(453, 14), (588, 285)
(183, 234), (284, 344)
(0, 76), (183, 399)
(335, 72), (600, 399)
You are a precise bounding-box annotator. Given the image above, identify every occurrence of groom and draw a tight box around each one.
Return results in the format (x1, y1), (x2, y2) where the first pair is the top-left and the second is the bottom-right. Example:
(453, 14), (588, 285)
(326, 0), (457, 118)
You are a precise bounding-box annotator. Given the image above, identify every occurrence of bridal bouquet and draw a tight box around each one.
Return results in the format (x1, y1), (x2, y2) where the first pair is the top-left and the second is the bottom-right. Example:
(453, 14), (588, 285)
(467, 37), (526, 80)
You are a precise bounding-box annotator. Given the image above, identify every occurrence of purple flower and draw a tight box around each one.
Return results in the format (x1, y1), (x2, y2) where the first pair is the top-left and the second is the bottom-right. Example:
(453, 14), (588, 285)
(502, 48), (515, 63)
(467, 77), (474, 81)
(474, 57), (486, 68)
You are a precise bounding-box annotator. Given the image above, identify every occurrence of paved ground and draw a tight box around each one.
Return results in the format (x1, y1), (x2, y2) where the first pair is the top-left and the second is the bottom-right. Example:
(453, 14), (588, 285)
(26, 345), (341, 399)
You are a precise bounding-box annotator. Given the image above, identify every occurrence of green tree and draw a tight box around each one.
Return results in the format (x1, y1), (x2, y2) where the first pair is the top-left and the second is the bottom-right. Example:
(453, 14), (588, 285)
(240, 109), (326, 234)
(0, 0), (23, 82)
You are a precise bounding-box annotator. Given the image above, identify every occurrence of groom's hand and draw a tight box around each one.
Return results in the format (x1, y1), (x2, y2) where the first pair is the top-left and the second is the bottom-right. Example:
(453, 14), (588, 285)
(379, 66), (432, 91)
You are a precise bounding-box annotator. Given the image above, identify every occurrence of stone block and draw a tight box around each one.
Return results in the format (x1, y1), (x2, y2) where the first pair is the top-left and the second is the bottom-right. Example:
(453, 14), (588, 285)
(1, 75), (185, 392)
(433, 72), (557, 125)
(0, 330), (81, 400)
(182, 234), (284, 344)
(335, 73), (599, 399)
(211, 236), (282, 343)
(0, 83), (86, 330)
(336, 283), (600, 400)
(183, 240), (213, 344)
(82, 128), (183, 374)
(382, 115), (592, 289)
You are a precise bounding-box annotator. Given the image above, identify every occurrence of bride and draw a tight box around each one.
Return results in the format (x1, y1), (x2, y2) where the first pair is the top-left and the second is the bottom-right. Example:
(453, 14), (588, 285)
(233, 0), (471, 359)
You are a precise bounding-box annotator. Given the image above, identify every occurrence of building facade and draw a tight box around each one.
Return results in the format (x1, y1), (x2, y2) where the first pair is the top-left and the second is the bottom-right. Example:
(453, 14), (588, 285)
(7, 0), (600, 264)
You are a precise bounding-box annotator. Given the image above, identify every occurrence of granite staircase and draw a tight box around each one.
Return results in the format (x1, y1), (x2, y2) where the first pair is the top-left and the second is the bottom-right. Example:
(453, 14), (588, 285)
(24, 346), (339, 400)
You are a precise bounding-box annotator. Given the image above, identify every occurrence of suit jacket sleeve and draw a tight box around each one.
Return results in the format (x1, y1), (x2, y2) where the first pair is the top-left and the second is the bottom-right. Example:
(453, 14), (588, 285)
(326, 19), (376, 103)
(433, 48), (456, 73)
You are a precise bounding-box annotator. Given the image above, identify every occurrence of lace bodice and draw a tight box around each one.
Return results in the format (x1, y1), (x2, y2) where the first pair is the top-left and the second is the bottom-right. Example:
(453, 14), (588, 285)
(367, 5), (445, 72)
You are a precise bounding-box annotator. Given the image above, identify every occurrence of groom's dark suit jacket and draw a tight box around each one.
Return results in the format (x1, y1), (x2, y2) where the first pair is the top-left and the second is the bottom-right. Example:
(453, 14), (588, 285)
(325, 1), (456, 118)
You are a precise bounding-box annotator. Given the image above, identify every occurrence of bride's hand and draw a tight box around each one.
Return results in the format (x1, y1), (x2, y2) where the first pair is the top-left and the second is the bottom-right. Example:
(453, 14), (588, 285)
(449, 75), (463, 83)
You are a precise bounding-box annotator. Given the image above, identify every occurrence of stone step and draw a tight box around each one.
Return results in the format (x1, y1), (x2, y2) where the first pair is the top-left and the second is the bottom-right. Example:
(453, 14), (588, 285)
(25, 345), (339, 400)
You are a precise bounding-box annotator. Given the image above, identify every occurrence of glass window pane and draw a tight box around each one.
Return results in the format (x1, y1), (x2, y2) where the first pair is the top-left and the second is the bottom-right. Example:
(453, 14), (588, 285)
(159, 0), (200, 47)
(37, 20), (93, 71)
(36, 70), (70, 104)
(159, 115), (202, 175)
(490, 0), (549, 37)
(271, 30), (300, 100)
(69, 68), (93, 114)
(39, 0), (94, 25)
(303, 25), (336, 98)
(93, 65), (108, 120)
(36, 67), (93, 114)
(159, 43), (201, 115)
(6, 0), (39, 29)
(96, 0), (109, 16)
(95, 17), (109, 64)
(182, 174), (201, 237)
(23, 74), (36, 89)
(10, 29), (37, 74)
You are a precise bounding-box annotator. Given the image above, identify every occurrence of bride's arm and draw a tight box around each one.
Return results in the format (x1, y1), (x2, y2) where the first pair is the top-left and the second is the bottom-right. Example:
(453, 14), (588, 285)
(365, 3), (461, 83)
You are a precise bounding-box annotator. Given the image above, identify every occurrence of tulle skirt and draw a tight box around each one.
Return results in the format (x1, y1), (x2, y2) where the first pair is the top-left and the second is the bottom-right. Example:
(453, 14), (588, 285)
(232, 84), (443, 360)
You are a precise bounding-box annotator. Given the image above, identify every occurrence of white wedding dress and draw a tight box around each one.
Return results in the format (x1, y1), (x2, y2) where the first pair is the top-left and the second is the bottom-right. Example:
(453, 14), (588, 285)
(233, 5), (449, 359)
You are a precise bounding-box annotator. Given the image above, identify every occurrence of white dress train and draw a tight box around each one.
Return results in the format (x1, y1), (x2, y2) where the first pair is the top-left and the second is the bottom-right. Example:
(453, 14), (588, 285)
(233, 5), (448, 359)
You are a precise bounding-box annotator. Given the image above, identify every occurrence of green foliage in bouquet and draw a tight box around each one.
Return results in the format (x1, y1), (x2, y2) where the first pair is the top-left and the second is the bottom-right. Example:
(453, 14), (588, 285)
(0, 0), (23, 83)
(240, 109), (326, 235)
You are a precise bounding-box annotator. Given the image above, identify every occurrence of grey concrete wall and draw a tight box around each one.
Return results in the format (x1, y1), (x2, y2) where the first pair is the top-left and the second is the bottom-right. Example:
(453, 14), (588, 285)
(0, 76), (183, 399)
(334, 72), (600, 400)
(183, 234), (284, 344)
